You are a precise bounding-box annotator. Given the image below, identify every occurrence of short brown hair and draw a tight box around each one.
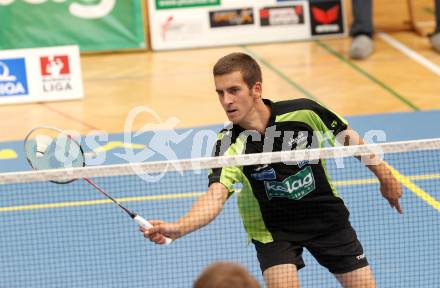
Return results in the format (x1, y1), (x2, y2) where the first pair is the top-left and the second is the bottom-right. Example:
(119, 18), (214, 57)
(213, 53), (262, 89)
(193, 261), (260, 288)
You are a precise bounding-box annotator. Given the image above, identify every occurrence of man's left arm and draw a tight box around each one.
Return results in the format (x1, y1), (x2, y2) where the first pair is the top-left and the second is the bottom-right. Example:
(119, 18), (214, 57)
(338, 128), (403, 214)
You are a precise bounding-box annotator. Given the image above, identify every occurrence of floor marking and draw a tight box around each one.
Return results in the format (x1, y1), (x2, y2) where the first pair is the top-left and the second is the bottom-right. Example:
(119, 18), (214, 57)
(386, 164), (440, 212)
(379, 32), (440, 77)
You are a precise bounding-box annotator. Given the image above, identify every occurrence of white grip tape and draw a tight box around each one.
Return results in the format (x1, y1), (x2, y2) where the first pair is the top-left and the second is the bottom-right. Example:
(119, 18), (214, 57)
(134, 215), (172, 245)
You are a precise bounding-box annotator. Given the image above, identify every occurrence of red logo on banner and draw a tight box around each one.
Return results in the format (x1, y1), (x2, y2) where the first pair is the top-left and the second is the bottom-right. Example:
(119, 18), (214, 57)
(40, 56), (70, 77)
(260, 8), (269, 19)
(311, 5), (339, 24)
(161, 16), (174, 41)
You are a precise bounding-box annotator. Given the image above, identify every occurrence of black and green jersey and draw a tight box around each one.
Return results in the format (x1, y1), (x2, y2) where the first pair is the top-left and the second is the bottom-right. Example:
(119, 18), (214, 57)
(208, 98), (350, 243)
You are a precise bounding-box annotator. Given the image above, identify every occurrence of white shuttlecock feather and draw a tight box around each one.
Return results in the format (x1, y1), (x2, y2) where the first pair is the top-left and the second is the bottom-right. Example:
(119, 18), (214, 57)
(35, 135), (53, 157)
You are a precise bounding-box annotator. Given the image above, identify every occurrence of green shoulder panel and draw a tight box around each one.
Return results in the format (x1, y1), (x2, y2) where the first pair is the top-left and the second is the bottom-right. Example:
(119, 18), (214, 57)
(275, 109), (341, 147)
(211, 131), (247, 195)
(211, 131), (274, 242)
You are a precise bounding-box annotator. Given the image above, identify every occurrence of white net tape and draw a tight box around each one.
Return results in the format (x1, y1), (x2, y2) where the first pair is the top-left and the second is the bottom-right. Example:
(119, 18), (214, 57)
(1, 138), (439, 185)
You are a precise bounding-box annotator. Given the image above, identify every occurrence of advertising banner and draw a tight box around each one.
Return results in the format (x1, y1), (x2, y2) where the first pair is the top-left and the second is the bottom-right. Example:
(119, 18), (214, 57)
(0, 46), (84, 105)
(0, 0), (146, 51)
(148, 0), (346, 50)
(309, 0), (345, 36)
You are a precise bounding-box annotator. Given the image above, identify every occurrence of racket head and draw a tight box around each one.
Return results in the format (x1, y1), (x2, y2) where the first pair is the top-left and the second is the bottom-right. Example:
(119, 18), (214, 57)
(24, 126), (85, 184)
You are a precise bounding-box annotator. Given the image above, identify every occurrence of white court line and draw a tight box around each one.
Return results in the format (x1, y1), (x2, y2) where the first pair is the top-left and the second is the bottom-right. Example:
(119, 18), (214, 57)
(378, 32), (440, 76)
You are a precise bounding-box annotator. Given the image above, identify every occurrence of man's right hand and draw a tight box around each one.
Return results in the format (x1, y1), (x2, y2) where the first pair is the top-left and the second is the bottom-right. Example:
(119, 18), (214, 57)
(139, 220), (182, 245)
(140, 183), (229, 244)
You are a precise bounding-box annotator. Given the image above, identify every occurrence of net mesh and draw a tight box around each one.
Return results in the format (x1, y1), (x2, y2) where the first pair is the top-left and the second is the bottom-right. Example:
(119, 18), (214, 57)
(0, 139), (439, 287)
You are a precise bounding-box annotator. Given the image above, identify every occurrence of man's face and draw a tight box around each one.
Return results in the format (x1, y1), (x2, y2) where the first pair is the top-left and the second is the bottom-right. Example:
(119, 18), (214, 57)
(214, 71), (260, 125)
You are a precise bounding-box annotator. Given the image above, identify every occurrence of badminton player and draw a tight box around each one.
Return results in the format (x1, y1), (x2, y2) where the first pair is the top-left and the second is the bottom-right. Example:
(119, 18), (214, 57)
(140, 53), (403, 288)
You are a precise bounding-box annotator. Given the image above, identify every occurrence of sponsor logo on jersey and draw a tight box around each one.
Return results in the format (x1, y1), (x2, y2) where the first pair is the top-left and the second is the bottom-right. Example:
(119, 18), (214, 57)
(287, 131), (308, 149)
(251, 165), (277, 181)
(264, 166), (315, 200)
(286, 131), (310, 168)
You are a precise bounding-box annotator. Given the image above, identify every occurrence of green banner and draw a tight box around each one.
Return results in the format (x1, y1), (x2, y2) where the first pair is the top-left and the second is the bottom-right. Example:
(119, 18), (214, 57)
(0, 0), (146, 51)
(156, 0), (220, 10)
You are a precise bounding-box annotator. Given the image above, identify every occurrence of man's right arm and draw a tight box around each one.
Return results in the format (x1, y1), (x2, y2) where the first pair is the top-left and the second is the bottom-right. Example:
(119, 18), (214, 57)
(140, 182), (229, 244)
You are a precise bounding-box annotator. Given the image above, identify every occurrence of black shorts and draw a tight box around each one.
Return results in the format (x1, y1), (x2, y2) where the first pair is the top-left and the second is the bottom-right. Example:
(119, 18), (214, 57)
(252, 226), (369, 274)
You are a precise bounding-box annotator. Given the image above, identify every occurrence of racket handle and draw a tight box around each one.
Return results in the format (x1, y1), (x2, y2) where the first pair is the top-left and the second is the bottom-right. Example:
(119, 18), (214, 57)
(133, 215), (173, 245)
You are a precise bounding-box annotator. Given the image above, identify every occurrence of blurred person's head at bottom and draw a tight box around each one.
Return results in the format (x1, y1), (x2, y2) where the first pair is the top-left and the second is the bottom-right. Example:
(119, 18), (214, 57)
(194, 261), (260, 288)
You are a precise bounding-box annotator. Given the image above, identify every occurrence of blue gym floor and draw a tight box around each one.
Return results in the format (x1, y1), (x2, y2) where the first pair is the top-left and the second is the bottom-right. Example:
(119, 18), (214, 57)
(0, 111), (439, 287)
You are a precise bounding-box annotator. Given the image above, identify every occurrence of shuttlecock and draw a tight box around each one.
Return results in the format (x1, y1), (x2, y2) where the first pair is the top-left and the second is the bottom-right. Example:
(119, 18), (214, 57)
(36, 135), (53, 158)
